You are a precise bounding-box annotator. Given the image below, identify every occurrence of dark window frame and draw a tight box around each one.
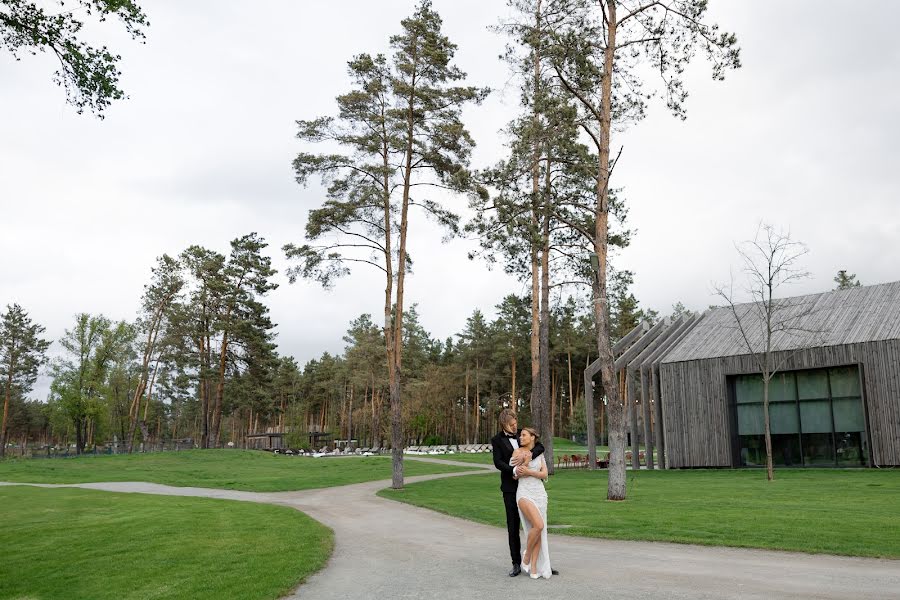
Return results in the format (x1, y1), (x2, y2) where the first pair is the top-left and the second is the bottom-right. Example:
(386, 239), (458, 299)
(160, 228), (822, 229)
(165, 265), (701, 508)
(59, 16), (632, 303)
(728, 363), (871, 468)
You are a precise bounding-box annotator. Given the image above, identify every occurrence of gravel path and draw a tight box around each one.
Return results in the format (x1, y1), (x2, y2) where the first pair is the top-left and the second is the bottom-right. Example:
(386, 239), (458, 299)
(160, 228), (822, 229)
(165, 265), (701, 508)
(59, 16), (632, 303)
(5, 460), (900, 599)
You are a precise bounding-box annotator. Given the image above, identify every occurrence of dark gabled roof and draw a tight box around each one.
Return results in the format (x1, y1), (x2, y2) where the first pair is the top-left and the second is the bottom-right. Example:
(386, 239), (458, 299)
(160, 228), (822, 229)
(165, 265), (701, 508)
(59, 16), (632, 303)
(661, 280), (900, 363)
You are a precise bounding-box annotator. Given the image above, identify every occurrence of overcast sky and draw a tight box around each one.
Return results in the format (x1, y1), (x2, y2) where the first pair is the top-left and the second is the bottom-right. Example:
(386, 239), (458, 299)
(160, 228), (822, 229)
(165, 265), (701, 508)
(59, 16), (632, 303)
(2, 1), (899, 399)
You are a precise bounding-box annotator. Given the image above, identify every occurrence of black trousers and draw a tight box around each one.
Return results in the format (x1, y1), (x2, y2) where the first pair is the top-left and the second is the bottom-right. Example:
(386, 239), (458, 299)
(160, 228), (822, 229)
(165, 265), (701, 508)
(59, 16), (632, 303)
(502, 491), (521, 564)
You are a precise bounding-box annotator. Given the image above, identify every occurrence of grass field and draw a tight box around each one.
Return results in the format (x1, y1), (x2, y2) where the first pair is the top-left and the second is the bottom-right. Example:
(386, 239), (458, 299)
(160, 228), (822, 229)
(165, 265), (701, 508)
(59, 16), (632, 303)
(0, 485), (332, 600)
(0, 450), (471, 492)
(379, 468), (900, 558)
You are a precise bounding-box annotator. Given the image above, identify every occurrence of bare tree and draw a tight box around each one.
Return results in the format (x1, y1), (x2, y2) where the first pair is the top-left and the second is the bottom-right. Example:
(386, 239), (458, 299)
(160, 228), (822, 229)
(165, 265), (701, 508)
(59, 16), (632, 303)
(714, 224), (817, 481)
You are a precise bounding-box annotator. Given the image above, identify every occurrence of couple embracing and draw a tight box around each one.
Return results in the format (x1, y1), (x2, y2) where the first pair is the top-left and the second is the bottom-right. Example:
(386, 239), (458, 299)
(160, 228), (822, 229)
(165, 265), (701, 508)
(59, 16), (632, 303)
(491, 408), (557, 580)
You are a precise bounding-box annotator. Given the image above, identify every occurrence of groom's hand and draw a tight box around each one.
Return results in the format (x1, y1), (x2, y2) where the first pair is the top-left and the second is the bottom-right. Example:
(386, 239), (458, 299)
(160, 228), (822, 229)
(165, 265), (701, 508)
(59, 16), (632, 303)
(511, 450), (533, 467)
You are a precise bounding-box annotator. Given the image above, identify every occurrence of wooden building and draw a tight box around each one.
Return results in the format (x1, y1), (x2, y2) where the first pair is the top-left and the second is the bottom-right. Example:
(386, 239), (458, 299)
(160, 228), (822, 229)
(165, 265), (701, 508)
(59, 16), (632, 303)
(658, 281), (900, 468)
(584, 315), (703, 470)
(246, 431), (285, 450)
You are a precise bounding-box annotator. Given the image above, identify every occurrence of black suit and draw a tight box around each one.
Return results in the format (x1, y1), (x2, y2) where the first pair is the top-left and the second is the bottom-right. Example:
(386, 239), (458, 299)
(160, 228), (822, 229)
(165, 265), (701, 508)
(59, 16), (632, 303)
(491, 430), (545, 565)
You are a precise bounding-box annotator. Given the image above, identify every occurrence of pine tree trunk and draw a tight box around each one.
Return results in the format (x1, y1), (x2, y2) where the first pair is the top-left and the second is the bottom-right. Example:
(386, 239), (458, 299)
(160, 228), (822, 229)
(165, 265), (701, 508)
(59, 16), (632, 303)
(475, 361), (481, 443)
(390, 367), (403, 488)
(551, 368), (558, 436)
(0, 372), (12, 458)
(538, 174), (553, 470)
(199, 338), (210, 448)
(211, 330), (229, 448)
(348, 385), (354, 447)
(596, 1), (625, 501)
(527, 1), (543, 433)
(138, 357), (160, 450)
(510, 355), (516, 408)
(464, 366), (470, 443)
(372, 389), (381, 450)
(126, 305), (165, 454)
(125, 376), (144, 454)
(567, 351), (574, 432)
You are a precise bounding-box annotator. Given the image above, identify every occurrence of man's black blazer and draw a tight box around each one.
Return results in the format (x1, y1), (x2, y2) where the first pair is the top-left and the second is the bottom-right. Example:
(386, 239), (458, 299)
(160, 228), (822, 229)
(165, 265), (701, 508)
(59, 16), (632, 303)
(491, 430), (545, 493)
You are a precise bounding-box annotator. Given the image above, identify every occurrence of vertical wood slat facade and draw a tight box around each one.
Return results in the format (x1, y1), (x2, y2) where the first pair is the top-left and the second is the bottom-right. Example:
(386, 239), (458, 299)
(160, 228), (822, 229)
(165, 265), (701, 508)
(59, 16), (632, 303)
(658, 282), (900, 468)
(660, 340), (900, 467)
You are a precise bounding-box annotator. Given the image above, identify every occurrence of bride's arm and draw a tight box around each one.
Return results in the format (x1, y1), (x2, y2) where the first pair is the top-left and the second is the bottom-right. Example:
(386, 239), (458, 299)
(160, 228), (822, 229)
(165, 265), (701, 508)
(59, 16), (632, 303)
(521, 455), (547, 480)
(518, 456), (548, 480)
(510, 449), (530, 478)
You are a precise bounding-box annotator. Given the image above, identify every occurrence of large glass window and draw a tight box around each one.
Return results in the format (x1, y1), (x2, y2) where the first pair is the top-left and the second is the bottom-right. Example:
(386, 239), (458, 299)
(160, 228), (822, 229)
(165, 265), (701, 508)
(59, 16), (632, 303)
(733, 366), (868, 467)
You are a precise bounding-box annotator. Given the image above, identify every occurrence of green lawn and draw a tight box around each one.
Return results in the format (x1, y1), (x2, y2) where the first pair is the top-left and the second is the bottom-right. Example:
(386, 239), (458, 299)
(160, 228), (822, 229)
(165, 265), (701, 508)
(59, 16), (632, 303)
(0, 450), (471, 492)
(0, 485), (332, 600)
(552, 437), (591, 453)
(379, 468), (900, 558)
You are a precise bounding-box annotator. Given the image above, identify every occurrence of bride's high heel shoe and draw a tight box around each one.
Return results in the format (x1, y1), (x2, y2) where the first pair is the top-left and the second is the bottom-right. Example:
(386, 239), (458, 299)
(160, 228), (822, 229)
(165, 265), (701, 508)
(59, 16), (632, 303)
(530, 569), (540, 580)
(520, 560), (530, 575)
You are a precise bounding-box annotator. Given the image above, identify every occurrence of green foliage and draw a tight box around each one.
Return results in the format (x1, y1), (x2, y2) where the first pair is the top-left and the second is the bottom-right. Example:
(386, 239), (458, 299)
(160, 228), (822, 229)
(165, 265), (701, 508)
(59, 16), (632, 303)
(50, 313), (133, 453)
(0, 304), (51, 402)
(1, 486), (332, 600)
(609, 270), (659, 341)
(284, 0), (487, 288)
(568, 393), (586, 438)
(382, 469), (900, 558)
(0, 303), (51, 454)
(834, 269), (862, 290)
(547, 0), (740, 125)
(0, 0), (149, 115)
(670, 301), (697, 321)
(283, 430), (310, 451)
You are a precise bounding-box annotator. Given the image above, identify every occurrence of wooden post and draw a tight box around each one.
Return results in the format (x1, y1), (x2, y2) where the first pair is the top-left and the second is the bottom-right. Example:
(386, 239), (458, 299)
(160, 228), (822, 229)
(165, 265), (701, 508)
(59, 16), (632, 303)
(641, 367), (653, 468)
(636, 316), (700, 469)
(626, 368), (639, 469)
(652, 365), (666, 468)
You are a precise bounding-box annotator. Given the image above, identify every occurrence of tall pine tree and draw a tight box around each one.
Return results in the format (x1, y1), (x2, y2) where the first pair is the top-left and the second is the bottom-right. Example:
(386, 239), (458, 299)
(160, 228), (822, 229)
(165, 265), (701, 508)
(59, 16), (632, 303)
(0, 304), (50, 457)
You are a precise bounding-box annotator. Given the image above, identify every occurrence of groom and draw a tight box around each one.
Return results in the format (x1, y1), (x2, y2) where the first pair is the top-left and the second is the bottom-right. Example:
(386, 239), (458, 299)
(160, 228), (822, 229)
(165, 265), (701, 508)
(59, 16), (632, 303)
(491, 408), (545, 577)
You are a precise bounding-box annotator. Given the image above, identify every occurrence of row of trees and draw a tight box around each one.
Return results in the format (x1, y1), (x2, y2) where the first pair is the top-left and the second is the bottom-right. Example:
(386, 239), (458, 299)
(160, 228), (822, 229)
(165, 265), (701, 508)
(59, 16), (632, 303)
(288, 287), (661, 453)
(5, 0), (742, 501)
(0, 234), (278, 455)
(1, 241), (661, 457)
(286, 0), (740, 496)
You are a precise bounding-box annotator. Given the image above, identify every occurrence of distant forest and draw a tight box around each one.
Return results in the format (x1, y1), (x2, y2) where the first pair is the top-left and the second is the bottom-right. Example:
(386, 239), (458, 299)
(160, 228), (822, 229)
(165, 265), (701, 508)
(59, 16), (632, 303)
(1, 232), (678, 455)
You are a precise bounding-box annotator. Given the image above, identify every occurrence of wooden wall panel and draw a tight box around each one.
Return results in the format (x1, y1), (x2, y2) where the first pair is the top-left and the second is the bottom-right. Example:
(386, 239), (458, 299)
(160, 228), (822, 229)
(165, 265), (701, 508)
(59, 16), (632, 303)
(660, 340), (900, 467)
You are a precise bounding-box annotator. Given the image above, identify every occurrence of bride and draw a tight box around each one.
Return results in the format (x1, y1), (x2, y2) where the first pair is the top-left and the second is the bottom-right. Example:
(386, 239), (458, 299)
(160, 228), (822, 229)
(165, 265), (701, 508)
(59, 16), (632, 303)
(512, 427), (552, 579)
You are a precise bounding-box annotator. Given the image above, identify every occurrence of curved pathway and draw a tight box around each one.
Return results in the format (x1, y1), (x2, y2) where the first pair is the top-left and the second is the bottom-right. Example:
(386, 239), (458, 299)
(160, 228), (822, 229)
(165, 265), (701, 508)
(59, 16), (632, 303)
(5, 459), (900, 599)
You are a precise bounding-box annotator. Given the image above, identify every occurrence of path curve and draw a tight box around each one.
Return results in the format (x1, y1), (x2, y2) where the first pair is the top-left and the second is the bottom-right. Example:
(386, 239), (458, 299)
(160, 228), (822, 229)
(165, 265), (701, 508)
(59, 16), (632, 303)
(5, 459), (900, 599)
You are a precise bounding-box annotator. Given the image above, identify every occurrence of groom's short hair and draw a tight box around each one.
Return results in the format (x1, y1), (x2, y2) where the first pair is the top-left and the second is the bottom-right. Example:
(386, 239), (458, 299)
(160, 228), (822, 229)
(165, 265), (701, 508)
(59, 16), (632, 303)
(499, 408), (517, 427)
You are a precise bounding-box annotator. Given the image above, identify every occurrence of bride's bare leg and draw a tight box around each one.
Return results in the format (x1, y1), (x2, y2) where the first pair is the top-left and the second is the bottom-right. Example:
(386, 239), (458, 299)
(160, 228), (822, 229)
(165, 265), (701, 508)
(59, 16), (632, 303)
(517, 498), (544, 574)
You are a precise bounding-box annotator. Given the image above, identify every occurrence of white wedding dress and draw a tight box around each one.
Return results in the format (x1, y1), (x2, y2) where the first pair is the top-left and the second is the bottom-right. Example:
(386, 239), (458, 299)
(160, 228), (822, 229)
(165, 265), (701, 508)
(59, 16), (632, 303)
(514, 454), (552, 579)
